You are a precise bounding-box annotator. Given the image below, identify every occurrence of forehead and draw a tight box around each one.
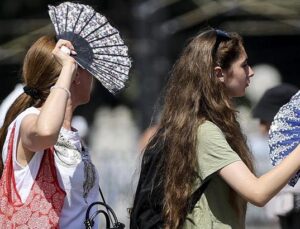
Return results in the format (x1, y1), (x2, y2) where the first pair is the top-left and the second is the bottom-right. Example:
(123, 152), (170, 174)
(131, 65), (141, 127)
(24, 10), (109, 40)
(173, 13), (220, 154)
(238, 46), (247, 61)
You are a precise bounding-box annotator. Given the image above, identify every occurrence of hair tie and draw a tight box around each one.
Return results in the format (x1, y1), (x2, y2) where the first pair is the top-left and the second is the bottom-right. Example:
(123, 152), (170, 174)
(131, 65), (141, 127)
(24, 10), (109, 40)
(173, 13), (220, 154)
(23, 86), (41, 100)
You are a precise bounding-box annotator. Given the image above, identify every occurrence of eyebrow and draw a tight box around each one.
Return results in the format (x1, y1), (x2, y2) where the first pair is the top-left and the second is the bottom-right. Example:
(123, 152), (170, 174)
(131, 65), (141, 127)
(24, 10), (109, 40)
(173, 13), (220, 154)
(242, 58), (248, 64)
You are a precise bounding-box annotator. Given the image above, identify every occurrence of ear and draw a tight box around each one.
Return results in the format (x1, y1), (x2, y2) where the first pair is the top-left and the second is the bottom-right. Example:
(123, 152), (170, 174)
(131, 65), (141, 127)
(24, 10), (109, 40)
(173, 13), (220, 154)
(214, 66), (225, 82)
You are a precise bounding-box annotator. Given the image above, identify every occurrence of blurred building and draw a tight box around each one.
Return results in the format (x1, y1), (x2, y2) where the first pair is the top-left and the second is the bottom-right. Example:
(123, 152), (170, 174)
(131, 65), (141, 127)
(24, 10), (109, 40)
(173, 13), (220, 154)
(1, 0), (300, 129)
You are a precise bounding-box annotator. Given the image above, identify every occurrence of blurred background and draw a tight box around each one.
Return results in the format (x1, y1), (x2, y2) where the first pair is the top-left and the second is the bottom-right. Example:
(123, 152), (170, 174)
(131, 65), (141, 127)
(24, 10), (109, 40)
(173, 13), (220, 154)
(1, 0), (300, 228)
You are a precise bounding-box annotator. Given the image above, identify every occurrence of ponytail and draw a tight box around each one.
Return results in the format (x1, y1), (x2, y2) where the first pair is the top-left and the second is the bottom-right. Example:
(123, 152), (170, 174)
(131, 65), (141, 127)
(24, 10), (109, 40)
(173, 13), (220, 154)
(0, 35), (61, 176)
(0, 92), (42, 175)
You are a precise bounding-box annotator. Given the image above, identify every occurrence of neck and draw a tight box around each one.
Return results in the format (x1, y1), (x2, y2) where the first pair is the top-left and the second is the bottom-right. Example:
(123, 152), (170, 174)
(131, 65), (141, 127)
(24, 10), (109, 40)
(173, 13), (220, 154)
(63, 100), (76, 130)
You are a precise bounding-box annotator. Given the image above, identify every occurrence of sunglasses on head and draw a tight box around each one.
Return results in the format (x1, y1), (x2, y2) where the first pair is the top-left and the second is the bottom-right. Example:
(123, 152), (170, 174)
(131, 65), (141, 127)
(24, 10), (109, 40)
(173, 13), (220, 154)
(212, 29), (231, 58)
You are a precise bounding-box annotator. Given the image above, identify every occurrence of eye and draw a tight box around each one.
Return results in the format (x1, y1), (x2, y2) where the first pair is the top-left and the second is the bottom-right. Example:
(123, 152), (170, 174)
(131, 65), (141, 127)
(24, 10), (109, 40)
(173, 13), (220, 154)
(242, 62), (249, 68)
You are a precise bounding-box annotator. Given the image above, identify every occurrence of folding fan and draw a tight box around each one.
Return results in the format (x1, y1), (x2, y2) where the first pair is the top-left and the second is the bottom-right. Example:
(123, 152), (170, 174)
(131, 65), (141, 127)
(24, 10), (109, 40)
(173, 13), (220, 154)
(48, 2), (131, 94)
(269, 90), (300, 186)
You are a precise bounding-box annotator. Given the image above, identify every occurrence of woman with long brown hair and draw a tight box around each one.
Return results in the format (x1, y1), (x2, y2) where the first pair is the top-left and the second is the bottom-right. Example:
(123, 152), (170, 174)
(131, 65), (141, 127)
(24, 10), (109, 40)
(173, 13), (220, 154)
(0, 36), (100, 228)
(131, 29), (300, 229)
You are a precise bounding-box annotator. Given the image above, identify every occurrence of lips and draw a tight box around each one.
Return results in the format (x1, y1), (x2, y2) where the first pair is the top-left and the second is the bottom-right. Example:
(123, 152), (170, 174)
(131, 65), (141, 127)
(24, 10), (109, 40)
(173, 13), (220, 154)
(246, 78), (250, 86)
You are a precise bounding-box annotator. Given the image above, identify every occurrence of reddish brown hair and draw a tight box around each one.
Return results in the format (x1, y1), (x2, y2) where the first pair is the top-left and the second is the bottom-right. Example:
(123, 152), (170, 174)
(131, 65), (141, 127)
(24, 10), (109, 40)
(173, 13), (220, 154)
(0, 36), (61, 175)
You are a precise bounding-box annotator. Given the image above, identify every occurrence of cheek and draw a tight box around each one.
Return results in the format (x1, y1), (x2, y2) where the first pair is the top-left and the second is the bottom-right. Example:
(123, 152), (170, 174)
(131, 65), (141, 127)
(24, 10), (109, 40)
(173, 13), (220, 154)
(83, 75), (92, 86)
(231, 69), (246, 83)
(90, 77), (93, 88)
(224, 74), (247, 97)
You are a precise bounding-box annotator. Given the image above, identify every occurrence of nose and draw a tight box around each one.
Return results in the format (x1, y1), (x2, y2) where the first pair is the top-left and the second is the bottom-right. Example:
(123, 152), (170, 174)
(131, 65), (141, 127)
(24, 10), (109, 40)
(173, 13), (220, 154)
(248, 66), (254, 78)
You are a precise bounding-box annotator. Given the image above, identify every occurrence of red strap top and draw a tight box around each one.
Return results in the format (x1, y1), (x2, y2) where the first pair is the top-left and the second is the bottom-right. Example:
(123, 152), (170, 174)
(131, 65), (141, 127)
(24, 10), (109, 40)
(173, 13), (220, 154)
(0, 124), (66, 228)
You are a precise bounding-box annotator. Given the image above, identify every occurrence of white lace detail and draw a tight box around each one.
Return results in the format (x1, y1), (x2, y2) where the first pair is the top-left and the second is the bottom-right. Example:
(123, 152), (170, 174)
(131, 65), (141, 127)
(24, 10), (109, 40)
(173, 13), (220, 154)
(269, 90), (300, 186)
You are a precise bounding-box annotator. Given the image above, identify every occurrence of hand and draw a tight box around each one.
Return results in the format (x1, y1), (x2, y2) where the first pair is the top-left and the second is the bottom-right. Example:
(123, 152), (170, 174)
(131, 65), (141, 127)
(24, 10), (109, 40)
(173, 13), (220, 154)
(52, 39), (77, 68)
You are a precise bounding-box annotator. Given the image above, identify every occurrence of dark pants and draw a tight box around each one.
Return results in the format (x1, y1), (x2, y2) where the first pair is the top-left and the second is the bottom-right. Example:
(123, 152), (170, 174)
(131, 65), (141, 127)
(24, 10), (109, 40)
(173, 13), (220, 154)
(279, 210), (300, 229)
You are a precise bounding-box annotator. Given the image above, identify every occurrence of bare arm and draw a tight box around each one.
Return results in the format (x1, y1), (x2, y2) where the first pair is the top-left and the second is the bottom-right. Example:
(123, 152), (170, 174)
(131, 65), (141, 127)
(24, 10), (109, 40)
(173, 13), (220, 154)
(219, 144), (300, 207)
(20, 39), (77, 153)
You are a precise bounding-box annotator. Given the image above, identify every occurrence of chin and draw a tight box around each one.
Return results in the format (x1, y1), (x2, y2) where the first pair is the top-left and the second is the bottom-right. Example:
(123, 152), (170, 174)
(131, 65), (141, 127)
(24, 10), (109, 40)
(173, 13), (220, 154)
(231, 91), (245, 98)
(82, 99), (90, 105)
(78, 97), (90, 106)
(85, 96), (91, 104)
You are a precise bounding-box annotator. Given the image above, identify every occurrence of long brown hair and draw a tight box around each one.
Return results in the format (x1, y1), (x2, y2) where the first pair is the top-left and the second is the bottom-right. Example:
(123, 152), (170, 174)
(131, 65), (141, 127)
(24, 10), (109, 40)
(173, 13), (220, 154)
(0, 36), (62, 175)
(149, 29), (254, 228)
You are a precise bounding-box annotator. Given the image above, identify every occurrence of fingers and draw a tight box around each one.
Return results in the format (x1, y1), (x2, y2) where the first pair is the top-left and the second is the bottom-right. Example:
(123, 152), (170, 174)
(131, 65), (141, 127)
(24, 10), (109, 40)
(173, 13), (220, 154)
(51, 39), (78, 72)
(60, 45), (71, 55)
(56, 39), (75, 53)
(52, 39), (77, 57)
(60, 45), (77, 55)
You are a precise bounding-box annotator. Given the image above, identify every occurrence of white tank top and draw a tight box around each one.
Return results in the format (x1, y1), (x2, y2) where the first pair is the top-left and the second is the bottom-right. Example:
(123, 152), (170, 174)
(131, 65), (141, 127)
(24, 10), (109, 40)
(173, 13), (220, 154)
(2, 107), (100, 228)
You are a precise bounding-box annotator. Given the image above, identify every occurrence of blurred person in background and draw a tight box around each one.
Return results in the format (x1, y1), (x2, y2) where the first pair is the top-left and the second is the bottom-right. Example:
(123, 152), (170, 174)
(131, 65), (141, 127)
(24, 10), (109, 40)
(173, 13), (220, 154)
(252, 83), (300, 229)
(90, 105), (139, 228)
(0, 84), (23, 127)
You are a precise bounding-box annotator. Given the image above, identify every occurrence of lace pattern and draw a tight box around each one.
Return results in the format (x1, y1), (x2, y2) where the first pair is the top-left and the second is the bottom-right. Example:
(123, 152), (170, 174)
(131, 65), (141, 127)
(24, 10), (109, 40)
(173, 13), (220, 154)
(0, 125), (65, 228)
(269, 90), (300, 186)
(54, 132), (96, 200)
(48, 2), (132, 94)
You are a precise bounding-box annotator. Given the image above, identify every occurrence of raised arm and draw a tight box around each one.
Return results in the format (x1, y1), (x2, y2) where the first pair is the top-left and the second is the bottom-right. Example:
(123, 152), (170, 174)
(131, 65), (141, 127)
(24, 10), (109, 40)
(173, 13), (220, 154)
(20, 39), (77, 154)
(219, 144), (300, 207)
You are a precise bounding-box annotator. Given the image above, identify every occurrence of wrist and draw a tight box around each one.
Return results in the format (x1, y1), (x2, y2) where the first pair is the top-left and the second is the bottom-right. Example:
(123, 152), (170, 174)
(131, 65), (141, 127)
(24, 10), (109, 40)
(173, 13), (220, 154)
(50, 86), (71, 99)
(62, 61), (77, 71)
(59, 62), (77, 84)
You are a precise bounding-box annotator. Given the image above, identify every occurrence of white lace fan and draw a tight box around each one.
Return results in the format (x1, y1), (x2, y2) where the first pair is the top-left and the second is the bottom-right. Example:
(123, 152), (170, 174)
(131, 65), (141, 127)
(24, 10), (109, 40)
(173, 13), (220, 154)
(269, 91), (300, 186)
(48, 2), (132, 94)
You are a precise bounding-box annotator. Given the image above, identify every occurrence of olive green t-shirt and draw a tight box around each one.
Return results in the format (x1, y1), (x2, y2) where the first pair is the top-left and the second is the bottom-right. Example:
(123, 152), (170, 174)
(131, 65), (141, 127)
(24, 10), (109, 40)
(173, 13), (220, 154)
(183, 121), (244, 229)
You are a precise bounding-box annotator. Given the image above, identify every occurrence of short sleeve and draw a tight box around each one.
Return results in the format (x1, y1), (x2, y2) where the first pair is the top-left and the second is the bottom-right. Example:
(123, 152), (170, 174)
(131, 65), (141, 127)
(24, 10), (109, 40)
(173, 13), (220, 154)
(196, 121), (241, 180)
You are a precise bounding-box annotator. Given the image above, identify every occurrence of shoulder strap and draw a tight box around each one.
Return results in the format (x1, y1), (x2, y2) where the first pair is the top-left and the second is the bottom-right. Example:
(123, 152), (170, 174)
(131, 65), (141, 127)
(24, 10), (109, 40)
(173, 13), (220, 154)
(98, 185), (114, 223)
(187, 178), (211, 213)
(94, 185), (125, 228)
